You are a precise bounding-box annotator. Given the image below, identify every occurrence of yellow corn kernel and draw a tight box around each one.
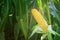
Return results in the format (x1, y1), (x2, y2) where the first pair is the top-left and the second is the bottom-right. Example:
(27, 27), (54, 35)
(31, 9), (48, 32)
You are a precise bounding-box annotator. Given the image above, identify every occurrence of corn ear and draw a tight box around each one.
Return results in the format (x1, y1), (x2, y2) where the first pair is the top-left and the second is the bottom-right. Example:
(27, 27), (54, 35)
(31, 9), (48, 32)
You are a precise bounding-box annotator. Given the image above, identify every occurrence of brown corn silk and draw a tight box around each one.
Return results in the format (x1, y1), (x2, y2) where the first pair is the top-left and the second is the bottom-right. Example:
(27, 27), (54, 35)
(31, 9), (48, 32)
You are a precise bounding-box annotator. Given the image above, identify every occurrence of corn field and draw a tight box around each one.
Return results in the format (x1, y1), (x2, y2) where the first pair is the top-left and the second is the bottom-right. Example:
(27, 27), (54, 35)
(0, 0), (60, 40)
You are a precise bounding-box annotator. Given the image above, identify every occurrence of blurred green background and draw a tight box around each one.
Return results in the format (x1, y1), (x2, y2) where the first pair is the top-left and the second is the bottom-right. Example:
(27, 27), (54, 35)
(0, 0), (60, 40)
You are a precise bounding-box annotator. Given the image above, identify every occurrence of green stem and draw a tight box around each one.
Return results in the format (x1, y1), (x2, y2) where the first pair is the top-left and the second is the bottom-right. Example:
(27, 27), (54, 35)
(47, 31), (53, 40)
(46, 1), (51, 24)
(46, 1), (52, 40)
